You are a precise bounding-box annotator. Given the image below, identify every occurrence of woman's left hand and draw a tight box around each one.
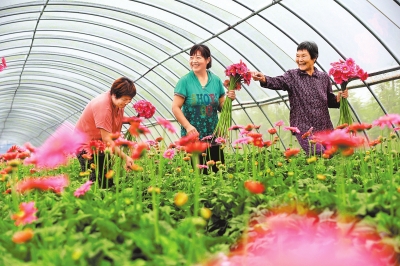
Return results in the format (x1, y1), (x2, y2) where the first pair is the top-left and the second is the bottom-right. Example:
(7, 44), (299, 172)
(227, 90), (236, 101)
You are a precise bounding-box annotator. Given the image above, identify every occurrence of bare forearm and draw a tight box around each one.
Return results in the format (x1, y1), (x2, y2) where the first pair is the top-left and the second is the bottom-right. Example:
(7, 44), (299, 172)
(172, 106), (191, 129)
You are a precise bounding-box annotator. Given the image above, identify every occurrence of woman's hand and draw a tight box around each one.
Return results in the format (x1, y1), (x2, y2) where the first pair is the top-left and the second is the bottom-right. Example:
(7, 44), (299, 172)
(336, 89), (349, 102)
(251, 71), (266, 83)
(227, 90), (236, 101)
(185, 124), (198, 135)
(125, 156), (134, 170)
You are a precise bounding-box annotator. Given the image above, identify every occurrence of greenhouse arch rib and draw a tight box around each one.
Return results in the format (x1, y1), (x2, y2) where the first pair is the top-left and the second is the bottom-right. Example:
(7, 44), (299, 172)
(0, 0), (50, 140)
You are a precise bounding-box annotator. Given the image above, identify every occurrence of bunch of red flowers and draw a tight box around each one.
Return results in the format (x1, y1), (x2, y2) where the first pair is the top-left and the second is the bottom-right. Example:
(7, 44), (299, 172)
(214, 60), (251, 138)
(329, 58), (368, 85)
(223, 60), (252, 90)
(133, 100), (156, 119)
(329, 58), (368, 126)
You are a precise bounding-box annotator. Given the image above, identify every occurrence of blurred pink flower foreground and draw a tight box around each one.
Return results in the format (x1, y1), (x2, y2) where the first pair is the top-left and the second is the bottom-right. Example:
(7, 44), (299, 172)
(205, 210), (394, 266)
(74, 180), (93, 198)
(16, 175), (69, 194)
(24, 122), (87, 168)
(11, 202), (38, 226)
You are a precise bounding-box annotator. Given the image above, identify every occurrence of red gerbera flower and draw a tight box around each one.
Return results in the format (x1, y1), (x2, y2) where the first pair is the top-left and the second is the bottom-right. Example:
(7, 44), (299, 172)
(12, 229), (34, 244)
(131, 142), (149, 160)
(335, 123), (349, 129)
(252, 137), (264, 148)
(284, 148), (301, 159)
(244, 180), (265, 194)
(301, 127), (313, 139)
(114, 138), (135, 148)
(176, 133), (199, 146)
(347, 123), (372, 133)
(248, 132), (263, 139)
(185, 141), (209, 154)
(263, 140), (272, 147)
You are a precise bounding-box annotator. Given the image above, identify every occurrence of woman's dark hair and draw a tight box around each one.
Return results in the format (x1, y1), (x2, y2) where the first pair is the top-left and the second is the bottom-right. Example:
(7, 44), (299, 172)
(110, 77), (136, 98)
(297, 41), (319, 60)
(190, 44), (212, 69)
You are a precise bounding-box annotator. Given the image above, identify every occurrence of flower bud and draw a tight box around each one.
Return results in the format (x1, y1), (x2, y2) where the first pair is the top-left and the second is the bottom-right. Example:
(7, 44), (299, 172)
(200, 207), (212, 220)
(105, 170), (115, 179)
(148, 186), (161, 194)
(174, 192), (188, 207)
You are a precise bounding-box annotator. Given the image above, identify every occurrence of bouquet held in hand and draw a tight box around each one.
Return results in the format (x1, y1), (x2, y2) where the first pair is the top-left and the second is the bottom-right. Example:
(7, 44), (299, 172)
(213, 60), (251, 138)
(329, 58), (368, 125)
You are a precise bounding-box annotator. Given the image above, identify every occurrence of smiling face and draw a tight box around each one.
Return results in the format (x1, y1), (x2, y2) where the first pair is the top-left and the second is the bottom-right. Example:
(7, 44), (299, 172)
(111, 94), (132, 109)
(189, 51), (210, 74)
(296, 49), (316, 75)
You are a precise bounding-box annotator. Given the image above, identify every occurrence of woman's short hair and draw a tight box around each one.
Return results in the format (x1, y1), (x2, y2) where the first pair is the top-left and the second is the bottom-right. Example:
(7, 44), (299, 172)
(297, 41), (319, 60)
(190, 44), (212, 69)
(110, 77), (136, 98)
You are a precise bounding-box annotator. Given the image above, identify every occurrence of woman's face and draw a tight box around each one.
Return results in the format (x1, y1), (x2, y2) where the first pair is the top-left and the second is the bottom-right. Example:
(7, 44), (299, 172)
(112, 95), (132, 109)
(189, 51), (210, 73)
(296, 49), (315, 73)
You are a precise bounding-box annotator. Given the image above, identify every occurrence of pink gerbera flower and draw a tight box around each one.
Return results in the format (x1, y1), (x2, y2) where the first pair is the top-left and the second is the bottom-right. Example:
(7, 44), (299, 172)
(284, 126), (300, 134)
(372, 114), (400, 129)
(163, 149), (175, 160)
(24, 122), (87, 168)
(74, 180), (93, 198)
(16, 174), (69, 194)
(229, 125), (245, 131)
(156, 117), (177, 134)
(232, 137), (252, 145)
(146, 140), (157, 146)
(197, 164), (208, 169)
(201, 135), (213, 141)
(11, 202), (38, 226)
(208, 210), (390, 266)
(215, 137), (226, 144)
(275, 120), (284, 127)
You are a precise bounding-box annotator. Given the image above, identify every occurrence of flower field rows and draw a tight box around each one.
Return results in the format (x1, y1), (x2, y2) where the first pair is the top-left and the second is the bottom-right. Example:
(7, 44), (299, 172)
(1, 115), (400, 265)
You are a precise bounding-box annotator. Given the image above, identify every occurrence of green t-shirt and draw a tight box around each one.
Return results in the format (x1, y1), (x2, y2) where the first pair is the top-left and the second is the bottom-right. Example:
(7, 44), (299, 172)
(174, 70), (225, 139)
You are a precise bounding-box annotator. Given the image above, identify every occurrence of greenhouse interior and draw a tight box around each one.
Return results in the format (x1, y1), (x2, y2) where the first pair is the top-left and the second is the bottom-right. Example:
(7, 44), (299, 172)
(1, 0), (400, 265)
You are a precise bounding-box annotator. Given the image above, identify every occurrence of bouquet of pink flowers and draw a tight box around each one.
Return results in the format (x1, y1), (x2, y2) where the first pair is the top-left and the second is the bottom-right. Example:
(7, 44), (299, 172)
(213, 60), (251, 138)
(133, 100), (156, 119)
(329, 58), (368, 125)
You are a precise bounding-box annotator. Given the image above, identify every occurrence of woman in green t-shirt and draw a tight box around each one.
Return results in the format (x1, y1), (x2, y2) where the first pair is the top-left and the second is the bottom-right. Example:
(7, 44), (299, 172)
(172, 44), (235, 172)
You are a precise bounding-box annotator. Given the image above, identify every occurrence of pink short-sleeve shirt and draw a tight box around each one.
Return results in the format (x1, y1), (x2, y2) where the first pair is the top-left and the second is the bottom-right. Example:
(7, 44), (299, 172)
(75, 92), (124, 149)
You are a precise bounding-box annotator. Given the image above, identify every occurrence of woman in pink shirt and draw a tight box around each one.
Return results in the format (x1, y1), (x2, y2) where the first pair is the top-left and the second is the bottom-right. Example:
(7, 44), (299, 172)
(75, 77), (136, 187)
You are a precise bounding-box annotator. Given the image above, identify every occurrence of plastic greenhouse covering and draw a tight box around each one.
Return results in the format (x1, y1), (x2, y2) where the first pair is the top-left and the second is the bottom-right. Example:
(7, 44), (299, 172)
(0, 0), (399, 152)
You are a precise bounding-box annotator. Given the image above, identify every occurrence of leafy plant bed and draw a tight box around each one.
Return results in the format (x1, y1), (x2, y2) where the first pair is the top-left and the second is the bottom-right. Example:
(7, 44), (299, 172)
(1, 119), (400, 265)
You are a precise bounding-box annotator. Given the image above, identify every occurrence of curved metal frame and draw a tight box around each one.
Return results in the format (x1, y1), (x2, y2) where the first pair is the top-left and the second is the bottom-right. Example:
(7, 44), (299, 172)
(0, 0), (399, 146)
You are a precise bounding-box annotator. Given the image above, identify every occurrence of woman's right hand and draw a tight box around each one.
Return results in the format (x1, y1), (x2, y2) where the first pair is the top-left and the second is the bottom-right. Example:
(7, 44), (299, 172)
(251, 71), (266, 83)
(185, 124), (198, 135)
(125, 156), (134, 170)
